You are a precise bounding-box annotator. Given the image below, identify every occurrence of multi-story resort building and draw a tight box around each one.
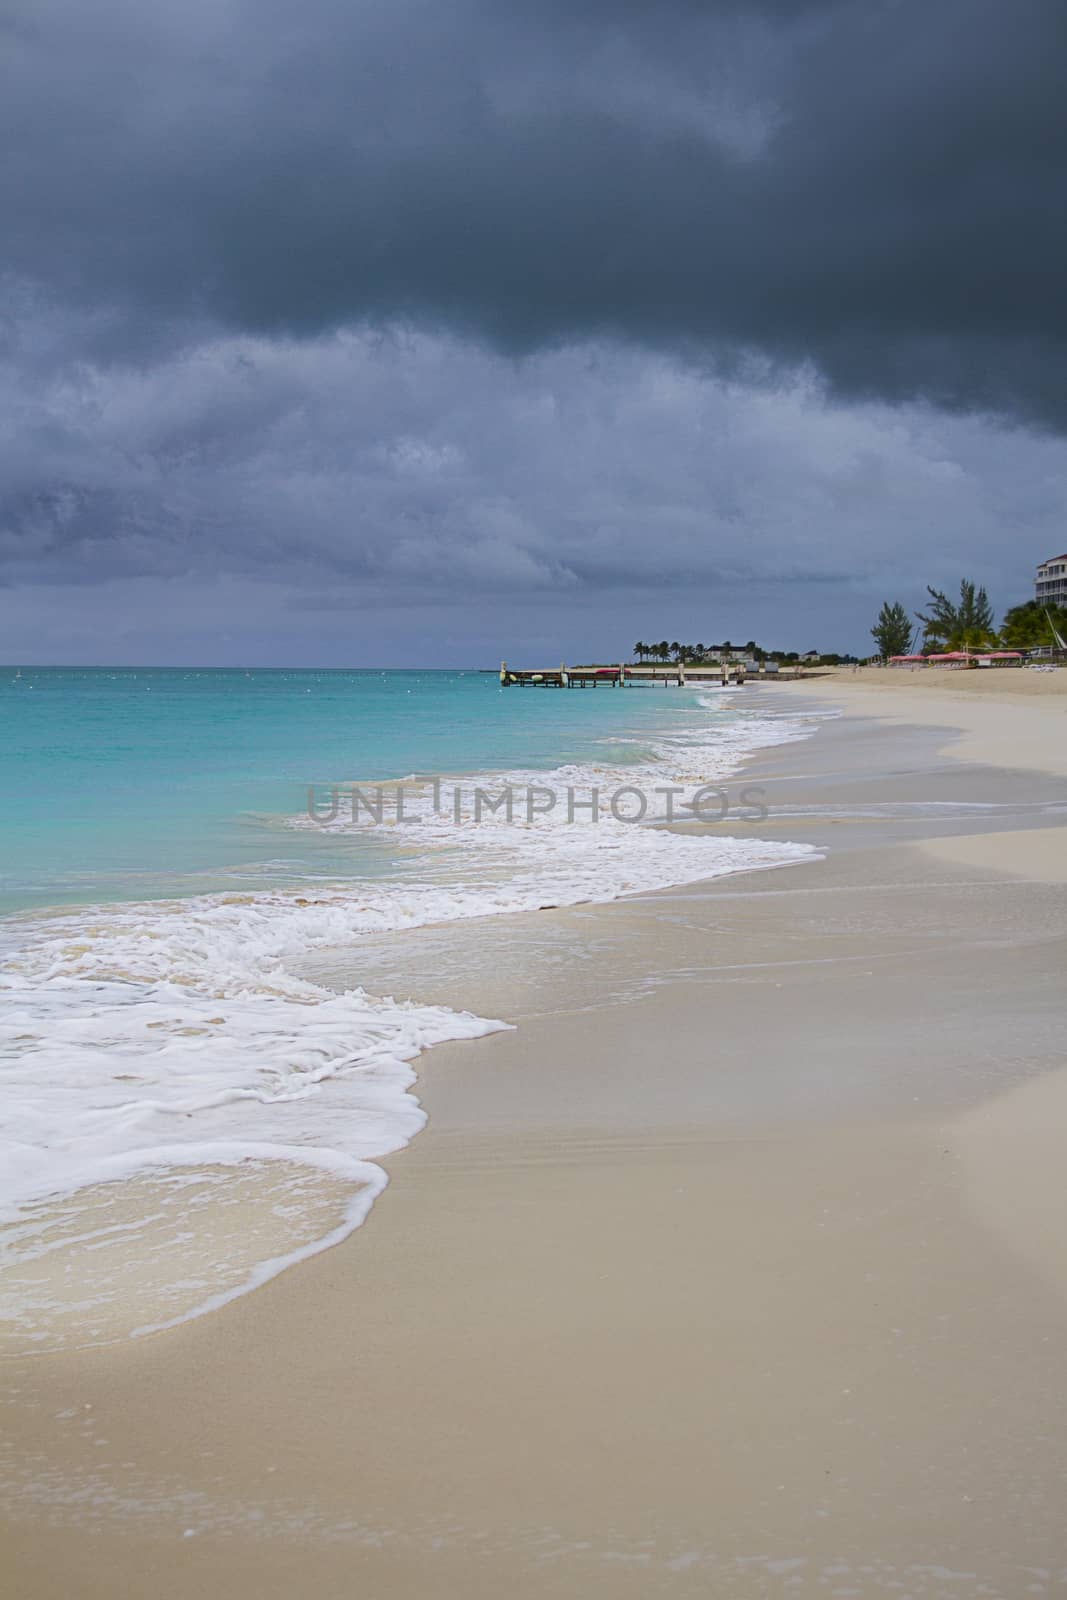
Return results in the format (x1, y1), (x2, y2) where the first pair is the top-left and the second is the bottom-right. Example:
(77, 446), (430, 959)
(1036, 553), (1067, 605)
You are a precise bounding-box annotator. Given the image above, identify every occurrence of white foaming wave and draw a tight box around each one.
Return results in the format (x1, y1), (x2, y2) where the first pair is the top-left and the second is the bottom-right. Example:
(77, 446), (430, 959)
(302, 706), (816, 850)
(0, 900), (504, 1350)
(0, 701), (819, 1350)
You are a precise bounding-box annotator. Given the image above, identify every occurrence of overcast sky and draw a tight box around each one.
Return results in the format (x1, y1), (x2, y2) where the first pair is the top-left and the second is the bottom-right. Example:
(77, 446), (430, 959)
(2, 0), (1065, 664)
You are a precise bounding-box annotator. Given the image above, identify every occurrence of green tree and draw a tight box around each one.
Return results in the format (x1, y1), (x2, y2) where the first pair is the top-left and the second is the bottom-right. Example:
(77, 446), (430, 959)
(917, 579), (997, 651)
(1000, 600), (1067, 650)
(870, 600), (912, 660)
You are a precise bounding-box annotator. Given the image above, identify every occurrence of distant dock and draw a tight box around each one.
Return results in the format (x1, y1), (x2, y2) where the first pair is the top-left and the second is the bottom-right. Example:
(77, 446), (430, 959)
(499, 661), (805, 687)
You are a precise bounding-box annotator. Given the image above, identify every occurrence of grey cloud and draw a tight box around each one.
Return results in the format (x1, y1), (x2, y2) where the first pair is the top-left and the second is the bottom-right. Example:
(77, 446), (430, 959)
(2, 324), (1063, 610)
(2, 0), (1065, 426)
(2, 0), (1066, 666)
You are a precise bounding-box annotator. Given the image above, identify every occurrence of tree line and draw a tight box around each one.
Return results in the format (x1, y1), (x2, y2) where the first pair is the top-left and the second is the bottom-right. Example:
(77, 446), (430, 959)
(871, 581), (1067, 660)
(632, 639), (829, 664)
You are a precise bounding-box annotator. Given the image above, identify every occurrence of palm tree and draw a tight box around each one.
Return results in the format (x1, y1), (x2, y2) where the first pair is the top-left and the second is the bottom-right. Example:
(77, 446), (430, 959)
(1001, 600), (1067, 650)
(633, 640), (646, 662)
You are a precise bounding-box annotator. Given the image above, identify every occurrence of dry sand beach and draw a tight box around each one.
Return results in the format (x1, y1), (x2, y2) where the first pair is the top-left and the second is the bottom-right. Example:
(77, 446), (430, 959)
(4, 671), (1067, 1599)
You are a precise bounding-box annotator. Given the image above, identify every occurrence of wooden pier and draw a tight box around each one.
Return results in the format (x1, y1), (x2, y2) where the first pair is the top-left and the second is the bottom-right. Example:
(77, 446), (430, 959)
(498, 661), (802, 688)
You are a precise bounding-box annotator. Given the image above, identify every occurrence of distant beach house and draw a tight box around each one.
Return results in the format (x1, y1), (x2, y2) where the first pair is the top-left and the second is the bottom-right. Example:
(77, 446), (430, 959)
(1035, 553), (1067, 606)
(800, 650), (820, 663)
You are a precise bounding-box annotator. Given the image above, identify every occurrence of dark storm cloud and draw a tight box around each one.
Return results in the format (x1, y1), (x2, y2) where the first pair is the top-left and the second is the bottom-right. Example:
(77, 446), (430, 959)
(2, 323), (1063, 606)
(2, 0), (1066, 426)
(2, 0), (1066, 666)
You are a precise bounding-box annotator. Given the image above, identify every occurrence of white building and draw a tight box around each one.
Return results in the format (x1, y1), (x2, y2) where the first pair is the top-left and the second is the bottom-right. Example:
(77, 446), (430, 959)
(1035, 553), (1067, 606)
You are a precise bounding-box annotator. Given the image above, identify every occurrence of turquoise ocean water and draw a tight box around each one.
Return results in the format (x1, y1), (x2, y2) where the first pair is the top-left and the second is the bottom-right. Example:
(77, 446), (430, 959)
(1, 666), (708, 913)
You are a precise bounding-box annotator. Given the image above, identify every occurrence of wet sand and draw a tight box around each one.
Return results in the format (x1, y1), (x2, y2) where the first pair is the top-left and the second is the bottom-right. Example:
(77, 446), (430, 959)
(4, 681), (1067, 1598)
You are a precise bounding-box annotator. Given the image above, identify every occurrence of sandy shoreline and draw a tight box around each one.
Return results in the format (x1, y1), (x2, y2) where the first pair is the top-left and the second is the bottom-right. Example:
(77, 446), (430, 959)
(4, 678), (1067, 1597)
(811, 663), (1067, 698)
(786, 664), (1067, 776)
